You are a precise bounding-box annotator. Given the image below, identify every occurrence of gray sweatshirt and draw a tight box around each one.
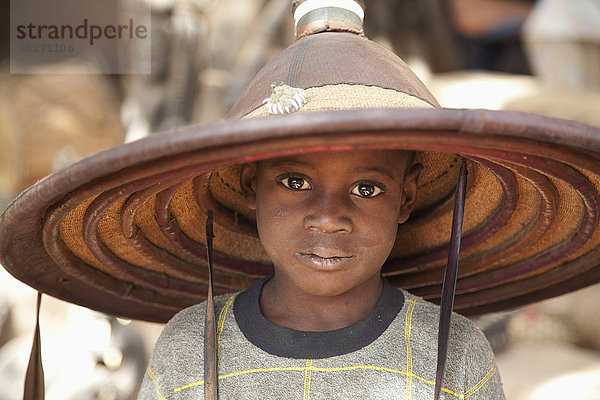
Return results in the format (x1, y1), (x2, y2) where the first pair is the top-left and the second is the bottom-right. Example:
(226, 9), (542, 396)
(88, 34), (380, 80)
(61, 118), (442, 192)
(138, 278), (505, 399)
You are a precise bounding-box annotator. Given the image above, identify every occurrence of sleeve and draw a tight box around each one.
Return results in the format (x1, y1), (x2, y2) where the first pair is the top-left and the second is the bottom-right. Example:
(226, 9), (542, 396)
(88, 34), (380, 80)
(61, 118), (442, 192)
(458, 318), (506, 400)
(137, 303), (206, 400)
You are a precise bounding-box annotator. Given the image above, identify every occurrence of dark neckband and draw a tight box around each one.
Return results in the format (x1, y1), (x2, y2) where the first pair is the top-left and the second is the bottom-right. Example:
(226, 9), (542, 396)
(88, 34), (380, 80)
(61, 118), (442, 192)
(234, 276), (404, 359)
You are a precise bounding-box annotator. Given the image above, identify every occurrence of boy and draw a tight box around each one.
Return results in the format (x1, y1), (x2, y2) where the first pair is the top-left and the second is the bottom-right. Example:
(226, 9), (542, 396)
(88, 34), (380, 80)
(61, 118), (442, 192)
(138, 149), (504, 398)
(138, 5), (507, 396)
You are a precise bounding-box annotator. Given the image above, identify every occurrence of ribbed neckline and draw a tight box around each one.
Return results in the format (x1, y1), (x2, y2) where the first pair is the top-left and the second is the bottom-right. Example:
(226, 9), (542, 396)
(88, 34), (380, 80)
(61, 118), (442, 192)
(234, 276), (404, 359)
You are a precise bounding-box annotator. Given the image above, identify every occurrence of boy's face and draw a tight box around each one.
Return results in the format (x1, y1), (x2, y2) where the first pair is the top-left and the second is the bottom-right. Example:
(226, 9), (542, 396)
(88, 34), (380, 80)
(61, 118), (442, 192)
(241, 150), (420, 298)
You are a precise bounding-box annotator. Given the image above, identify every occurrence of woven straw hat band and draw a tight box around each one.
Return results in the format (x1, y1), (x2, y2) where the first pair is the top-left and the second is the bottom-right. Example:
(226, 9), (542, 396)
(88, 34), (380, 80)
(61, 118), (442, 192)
(247, 84), (430, 117)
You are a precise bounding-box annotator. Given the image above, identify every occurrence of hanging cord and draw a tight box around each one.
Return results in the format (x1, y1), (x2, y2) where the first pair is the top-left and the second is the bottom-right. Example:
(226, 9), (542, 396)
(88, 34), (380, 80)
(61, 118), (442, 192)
(434, 158), (468, 400)
(204, 210), (218, 399)
(24, 292), (44, 400)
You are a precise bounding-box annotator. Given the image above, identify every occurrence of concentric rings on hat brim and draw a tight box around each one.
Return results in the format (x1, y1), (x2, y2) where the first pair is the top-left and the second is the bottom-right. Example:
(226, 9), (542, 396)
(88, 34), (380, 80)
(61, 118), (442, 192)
(1, 108), (599, 323)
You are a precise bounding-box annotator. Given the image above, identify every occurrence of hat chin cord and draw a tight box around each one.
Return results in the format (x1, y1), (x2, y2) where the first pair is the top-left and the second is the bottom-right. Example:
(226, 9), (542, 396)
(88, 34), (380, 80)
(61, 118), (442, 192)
(23, 292), (44, 400)
(204, 210), (218, 400)
(202, 159), (468, 400)
(435, 158), (468, 400)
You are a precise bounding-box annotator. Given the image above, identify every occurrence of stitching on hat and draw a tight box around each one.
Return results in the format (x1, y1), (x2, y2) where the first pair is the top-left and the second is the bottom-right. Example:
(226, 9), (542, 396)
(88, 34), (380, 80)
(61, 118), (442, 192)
(287, 38), (309, 87)
(421, 157), (460, 188)
(213, 171), (243, 195)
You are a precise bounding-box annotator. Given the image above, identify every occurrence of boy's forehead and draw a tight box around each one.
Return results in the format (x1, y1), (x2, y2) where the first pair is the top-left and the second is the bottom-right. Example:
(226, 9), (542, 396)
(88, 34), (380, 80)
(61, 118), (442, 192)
(258, 150), (411, 173)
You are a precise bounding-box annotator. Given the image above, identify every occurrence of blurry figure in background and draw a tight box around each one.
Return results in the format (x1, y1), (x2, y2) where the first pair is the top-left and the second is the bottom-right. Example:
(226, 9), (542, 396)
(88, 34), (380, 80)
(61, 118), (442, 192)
(121, 0), (292, 142)
(522, 0), (600, 91)
(0, 0), (127, 209)
(0, 294), (146, 400)
(449, 0), (535, 74)
(364, 0), (460, 76)
(120, 0), (211, 143)
(0, 1), (151, 398)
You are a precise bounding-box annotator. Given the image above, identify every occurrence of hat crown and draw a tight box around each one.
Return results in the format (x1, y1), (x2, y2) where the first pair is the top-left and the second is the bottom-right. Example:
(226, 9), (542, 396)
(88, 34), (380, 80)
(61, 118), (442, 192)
(227, 31), (440, 119)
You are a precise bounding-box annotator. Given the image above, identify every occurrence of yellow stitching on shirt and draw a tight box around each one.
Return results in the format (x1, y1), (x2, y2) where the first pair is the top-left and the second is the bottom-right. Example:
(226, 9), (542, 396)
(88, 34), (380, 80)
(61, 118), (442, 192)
(413, 300), (437, 308)
(464, 365), (497, 398)
(173, 296), (236, 394)
(401, 292), (437, 308)
(173, 364), (466, 398)
(174, 380), (204, 392)
(221, 366), (307, 379)
(216, 295), (236, 367)
(147, 367), (168, 400)
(303, 359), (313, 400)
(405, 299), (418, 399)
(173, 367), (306, 392)
(313, 365), (409, 375)
(307, 366), (465, 398)
(169, 293), (479, 399)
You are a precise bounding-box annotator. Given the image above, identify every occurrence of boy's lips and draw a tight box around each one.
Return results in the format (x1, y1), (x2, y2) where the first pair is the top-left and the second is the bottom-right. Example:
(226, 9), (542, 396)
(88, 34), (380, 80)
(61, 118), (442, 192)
(297, 249), (355, 268)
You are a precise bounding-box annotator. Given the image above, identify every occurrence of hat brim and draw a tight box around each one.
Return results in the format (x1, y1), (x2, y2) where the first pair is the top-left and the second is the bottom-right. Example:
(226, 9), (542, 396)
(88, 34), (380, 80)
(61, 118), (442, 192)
(1, 108), (599, 322)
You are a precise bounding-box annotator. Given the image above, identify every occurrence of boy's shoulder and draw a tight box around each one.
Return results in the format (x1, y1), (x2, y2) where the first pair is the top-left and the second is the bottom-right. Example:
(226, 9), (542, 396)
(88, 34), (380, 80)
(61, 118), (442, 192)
(157, 292), (239, 343)
(400, 288), (497, 372)
(172, 292), (238, 321)
(398, 289), (487, 341)
(396, 290), (503, 399)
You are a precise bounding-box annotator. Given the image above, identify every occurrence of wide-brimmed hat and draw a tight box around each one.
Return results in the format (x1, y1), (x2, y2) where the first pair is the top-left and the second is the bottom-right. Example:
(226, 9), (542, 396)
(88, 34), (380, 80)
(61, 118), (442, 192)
(2, 3), (600, 324)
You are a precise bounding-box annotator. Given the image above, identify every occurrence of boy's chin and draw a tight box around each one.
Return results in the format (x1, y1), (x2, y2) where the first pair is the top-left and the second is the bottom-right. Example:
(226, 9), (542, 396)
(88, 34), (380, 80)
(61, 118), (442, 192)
(289, 273), (383, 298)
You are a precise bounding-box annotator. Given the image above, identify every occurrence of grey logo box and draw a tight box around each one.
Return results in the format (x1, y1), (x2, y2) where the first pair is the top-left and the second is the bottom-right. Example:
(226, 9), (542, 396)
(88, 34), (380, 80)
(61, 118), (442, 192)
(11, 0), (151, 74)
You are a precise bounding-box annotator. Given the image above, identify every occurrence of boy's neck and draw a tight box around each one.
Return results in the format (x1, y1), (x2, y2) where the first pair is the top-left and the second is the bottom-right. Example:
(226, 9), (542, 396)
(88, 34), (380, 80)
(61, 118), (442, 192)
(259, 274), (383, 332)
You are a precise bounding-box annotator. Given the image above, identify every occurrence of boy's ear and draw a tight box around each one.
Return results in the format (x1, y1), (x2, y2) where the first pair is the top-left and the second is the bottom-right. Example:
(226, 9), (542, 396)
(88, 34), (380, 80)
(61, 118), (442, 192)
(240, 163), (258, 211)
(397, 163), (423, 224)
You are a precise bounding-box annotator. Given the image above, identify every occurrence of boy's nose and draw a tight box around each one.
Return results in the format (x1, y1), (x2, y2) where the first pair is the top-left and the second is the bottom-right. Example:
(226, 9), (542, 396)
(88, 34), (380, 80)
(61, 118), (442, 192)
(303, 193), (353, 234)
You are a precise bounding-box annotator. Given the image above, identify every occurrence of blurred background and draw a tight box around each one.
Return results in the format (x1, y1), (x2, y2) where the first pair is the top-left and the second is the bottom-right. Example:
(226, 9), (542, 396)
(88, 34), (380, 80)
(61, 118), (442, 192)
(1, 0), (600, 398)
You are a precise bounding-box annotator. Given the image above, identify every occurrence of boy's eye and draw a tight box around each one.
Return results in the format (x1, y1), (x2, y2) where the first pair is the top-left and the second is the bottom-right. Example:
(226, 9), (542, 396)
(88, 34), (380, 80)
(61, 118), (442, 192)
(280, 176), (311, 191)
(351, 183), (383, 198)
